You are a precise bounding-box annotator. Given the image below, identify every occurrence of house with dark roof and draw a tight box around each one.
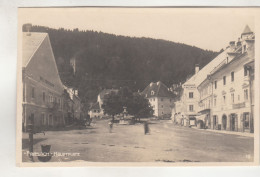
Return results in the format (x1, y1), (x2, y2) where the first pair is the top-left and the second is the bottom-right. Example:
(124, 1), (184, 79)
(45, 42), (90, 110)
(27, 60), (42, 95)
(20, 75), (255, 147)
(22, 30), (65, 131)
(142, 81), (174, 117)
(89, 89), (118, 118)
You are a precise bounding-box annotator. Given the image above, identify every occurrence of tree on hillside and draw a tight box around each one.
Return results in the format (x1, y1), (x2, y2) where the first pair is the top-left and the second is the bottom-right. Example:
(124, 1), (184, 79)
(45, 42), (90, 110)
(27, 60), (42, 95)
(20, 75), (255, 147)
(25, 24), (218, 108)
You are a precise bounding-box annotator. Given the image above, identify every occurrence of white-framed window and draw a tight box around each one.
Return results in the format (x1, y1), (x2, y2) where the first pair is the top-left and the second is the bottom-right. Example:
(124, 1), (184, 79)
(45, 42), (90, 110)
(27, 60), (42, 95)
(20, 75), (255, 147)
(189, 105), (194, 112)
(151, 90), (155, 95)
(231, 93), (234, 103)
(231, 72), (234, 82)
(223, 76), (226, 85)
(189, 92), (193, 98)
(244, 89), (249, 101)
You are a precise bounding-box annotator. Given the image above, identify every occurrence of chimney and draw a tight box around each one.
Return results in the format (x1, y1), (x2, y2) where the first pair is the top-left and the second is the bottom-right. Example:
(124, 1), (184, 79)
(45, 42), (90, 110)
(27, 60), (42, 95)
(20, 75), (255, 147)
(229, 41), (236, 50)
(150, 82), (153, 87)
(25, 23), (32, 36)
(236, 38), (241, 46)
(195, 64), (200, 74)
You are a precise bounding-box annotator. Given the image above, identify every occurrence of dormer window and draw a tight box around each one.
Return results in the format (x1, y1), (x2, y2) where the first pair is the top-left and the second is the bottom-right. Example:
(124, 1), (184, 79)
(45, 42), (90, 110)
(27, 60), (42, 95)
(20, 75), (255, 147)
(151, 90), (155, 95)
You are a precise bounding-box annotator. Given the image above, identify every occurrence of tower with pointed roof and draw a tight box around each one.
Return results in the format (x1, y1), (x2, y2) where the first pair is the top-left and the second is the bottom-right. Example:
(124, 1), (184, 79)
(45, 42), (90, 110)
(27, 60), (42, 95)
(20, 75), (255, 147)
(241, 25), (254, 40)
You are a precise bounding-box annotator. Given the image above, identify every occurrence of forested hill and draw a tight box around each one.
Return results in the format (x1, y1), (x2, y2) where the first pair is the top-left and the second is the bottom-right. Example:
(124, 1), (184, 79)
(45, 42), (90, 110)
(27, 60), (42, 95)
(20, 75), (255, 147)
(23, 25), (218, 107)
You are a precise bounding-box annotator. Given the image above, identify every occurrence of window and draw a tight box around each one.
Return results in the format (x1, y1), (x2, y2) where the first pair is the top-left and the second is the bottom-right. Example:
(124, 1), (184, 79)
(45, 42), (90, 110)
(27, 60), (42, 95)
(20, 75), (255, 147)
(153, 98), (155, 101)
(214, 81), (217, 89)
(231, 93), (234, 103)
(231, 72), (234, 82)
(189, 92), (194, 98)
(244, 89), (249, 101)
(151, 91), (154, 95)
(223, 76), (226, 85)
(244, 67), (248, 76)
(189, 105), (194, 112)
(161, 105), (163, 108)
(31, 87), (35, 98)
(42, 92), (45, 102)
(214, 98), (217, 106)
(223, 95), (226, 104)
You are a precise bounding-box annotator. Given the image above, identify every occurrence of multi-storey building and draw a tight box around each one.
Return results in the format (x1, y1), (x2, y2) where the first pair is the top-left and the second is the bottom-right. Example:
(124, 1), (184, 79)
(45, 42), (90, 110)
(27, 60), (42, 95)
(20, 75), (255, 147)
(63, 86), (83, 123)
(142, 81), (173, 117)
(174, 49), (229, 126)
(22, 31), (65, 131)
(197, 25), (254, 133)
(209, 26), (254, 132)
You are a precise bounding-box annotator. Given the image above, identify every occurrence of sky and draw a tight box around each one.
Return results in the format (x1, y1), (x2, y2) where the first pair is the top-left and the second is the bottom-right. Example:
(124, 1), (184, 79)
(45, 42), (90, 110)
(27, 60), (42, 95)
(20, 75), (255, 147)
(18, 8), (255, 51)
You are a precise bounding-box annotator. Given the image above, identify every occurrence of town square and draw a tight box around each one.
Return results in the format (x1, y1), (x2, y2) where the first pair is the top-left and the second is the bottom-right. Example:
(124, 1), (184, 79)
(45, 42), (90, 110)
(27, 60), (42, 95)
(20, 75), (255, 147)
(18, 8), (256, 164)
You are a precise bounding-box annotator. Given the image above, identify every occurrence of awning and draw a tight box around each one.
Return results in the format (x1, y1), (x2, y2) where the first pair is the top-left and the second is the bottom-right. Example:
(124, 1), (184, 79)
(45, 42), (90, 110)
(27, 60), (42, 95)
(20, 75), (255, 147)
(198, 109), (210, 114)
(195, 114), (206, 121)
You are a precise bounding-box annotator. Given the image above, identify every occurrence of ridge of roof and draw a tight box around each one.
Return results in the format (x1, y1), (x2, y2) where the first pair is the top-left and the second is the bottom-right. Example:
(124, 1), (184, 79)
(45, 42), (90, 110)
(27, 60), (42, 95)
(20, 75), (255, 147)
(142, 81), (173, 98)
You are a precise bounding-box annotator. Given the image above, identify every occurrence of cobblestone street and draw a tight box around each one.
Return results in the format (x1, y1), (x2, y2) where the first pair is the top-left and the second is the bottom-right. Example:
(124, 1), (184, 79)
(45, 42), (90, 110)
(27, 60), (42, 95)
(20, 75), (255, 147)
(22, 119), (254, 163)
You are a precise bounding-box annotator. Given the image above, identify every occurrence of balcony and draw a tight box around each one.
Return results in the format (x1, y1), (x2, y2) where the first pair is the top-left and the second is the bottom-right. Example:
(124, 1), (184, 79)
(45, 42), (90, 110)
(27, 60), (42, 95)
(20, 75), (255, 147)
(233, 102), (245, 109)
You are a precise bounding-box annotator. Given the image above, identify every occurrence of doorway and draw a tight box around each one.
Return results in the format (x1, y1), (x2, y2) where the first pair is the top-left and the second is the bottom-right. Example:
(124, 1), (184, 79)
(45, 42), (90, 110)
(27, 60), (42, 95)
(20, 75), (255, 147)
(230, 114), (237, 131)
(243, 112), (250, 132)
(222, 115), (227, 130)
(213, 115), (217, 130)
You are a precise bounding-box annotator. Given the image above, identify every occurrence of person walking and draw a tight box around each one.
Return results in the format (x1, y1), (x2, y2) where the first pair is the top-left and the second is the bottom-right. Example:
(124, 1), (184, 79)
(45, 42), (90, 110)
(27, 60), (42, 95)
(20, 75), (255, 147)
(109, 121), (113, 133)
(144, 121), (150, 135)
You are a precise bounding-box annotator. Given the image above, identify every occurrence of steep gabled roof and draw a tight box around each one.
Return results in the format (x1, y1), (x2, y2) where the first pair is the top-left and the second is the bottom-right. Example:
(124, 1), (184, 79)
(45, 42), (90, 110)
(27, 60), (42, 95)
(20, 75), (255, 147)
(22, 32), (48, 67)
(142, 81), (173, 98)
(242, 25), (253, 35)
(90, 102), (100, 110)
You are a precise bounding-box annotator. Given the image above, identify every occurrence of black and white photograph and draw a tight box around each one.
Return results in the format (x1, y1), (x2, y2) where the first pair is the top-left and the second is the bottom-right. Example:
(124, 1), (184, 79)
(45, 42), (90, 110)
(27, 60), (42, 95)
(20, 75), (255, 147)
(16, 7), (259, 166)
